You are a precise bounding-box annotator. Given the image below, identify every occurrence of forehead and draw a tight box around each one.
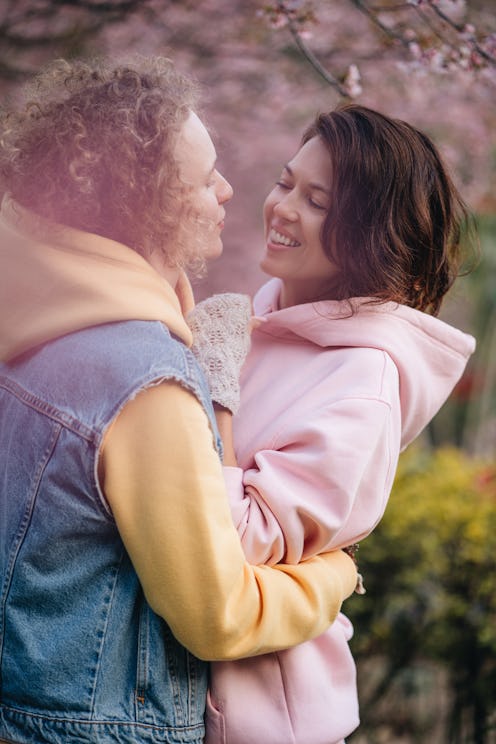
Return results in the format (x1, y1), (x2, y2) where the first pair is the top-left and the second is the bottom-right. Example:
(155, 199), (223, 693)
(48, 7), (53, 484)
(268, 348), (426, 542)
(174, 110), (216, 181)
(288, 136), (332, 185)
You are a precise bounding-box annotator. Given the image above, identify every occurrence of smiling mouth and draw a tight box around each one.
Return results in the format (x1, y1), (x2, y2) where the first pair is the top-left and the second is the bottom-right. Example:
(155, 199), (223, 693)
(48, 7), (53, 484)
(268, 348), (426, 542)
(269, 228), (301, 247)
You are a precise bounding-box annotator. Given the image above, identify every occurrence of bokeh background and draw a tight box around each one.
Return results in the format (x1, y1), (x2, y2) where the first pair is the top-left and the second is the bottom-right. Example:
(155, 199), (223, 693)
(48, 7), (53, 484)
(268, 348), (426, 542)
(1, 2), (494, 741)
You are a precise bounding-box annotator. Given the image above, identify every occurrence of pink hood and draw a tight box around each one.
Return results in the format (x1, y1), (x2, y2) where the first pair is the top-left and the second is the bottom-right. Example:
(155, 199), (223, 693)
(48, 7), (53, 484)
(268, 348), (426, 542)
(253, 278), (475, 451)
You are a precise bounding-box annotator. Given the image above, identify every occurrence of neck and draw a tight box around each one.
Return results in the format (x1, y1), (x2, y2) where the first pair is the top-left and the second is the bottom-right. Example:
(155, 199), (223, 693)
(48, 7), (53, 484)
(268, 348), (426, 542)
(279, 282), (320, 309)
(146, 251), (181, 289)
(279, 278), (340, 309)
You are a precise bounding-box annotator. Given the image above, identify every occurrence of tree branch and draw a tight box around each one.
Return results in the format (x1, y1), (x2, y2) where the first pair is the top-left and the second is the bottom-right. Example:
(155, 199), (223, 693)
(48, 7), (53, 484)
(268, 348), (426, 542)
(286, 18), (351, 96)
(349, 0), (411, 48)
(427, 0), (496, 66)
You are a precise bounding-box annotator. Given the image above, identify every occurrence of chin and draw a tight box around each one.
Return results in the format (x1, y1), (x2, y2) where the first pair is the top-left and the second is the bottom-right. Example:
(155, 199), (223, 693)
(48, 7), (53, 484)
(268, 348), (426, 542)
(260, 255), (281, 278)
(204, 241), (224, 261)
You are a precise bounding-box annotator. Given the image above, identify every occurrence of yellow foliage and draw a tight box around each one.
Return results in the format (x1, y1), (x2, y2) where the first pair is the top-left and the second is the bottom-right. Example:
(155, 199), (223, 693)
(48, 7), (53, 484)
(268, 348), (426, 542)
(347, 447), (496, 740)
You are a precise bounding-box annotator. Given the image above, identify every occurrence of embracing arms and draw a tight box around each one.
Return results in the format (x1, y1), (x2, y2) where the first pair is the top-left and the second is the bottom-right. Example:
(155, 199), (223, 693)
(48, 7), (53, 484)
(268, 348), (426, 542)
(99, 381), (357, 661)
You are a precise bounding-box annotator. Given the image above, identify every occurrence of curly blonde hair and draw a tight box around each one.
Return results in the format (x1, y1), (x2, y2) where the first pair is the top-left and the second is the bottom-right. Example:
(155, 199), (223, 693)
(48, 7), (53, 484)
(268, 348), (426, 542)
(0, 56), (203, 269)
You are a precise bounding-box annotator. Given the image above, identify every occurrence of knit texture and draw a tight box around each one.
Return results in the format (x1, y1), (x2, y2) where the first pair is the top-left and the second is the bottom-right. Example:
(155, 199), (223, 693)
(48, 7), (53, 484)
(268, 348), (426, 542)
(187, 293), (252, 413)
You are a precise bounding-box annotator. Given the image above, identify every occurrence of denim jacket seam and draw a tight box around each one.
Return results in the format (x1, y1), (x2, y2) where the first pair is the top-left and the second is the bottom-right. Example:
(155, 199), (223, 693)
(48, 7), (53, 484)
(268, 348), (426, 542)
(88, 549), (126, 717)
(0, 704), (205, 731)
(135, 598), (150, 713)
(0, 376), (95, 442)
(0, 423), (61, 684)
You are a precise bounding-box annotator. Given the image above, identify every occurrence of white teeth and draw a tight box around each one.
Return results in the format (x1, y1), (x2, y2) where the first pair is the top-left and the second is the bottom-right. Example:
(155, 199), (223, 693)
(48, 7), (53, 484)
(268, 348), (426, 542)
(270, 229), (300, 247)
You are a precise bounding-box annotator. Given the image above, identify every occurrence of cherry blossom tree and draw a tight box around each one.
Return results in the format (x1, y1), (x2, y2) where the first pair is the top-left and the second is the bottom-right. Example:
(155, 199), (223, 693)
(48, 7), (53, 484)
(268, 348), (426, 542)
(260, 1), (496, 97)
(0, 1), (494, 274)
(1, 0), (494, 221)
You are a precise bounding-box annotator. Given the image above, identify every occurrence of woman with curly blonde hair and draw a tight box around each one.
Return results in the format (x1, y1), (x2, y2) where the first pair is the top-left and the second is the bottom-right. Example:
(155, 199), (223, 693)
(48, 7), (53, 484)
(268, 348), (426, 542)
(2, 56), (208, 271)
(0, 58), (357, 744)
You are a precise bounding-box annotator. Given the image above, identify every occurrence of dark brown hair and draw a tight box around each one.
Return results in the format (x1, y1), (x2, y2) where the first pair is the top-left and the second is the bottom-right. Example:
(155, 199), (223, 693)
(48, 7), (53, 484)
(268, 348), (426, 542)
(0, 56), (201, 268)
(302, 104), (476, 315)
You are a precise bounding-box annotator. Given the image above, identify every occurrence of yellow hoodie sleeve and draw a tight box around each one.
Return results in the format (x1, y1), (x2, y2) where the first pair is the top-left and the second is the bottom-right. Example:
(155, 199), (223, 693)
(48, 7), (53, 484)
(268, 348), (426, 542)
(100, 380), (357, 661)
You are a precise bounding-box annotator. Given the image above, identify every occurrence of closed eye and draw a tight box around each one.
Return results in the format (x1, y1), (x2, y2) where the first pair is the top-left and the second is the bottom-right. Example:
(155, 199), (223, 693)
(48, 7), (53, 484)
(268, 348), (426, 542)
(275, 177), (327, 210)
(308, 197), (326, 210)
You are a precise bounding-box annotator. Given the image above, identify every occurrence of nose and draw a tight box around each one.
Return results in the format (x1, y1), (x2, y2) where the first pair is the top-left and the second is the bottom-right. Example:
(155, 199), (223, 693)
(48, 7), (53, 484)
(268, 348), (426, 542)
(217, 172), (233, 204)
(272, 191), (298, 221)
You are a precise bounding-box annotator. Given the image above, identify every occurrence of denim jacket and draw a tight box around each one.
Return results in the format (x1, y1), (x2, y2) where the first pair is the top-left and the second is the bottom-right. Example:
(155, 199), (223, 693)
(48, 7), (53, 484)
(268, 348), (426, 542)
(0, 320), (221, 744)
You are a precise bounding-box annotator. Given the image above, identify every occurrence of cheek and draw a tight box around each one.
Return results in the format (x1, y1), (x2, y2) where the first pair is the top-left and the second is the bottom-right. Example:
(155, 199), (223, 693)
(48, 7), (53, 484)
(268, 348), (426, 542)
(309, 216), (326, 248)
(263, 195), (275, 232)
(195, 197), (218, 232)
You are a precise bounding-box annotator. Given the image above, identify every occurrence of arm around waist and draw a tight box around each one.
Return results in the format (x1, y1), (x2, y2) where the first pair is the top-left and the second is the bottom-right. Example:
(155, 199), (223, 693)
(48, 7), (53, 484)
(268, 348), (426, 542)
(100, 381), (357, 660)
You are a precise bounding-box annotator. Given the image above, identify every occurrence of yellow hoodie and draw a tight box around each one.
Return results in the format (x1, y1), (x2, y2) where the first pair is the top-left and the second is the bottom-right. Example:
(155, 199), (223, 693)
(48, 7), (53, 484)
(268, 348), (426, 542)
(0, 195), (356, 661)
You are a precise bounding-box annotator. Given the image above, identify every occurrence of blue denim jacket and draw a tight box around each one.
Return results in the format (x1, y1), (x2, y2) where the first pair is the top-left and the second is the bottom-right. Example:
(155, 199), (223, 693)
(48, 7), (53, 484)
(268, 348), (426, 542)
(0, 320), (221, 744)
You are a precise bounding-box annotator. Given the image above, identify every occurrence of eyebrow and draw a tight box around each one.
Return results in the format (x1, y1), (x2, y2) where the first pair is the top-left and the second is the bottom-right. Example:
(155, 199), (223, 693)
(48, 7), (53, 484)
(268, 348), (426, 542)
(284, 164), (330, 194)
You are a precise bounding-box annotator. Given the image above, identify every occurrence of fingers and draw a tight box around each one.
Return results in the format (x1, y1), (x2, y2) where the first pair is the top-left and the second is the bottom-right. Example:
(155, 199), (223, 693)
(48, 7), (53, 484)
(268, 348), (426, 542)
(249, 316), (268, 331)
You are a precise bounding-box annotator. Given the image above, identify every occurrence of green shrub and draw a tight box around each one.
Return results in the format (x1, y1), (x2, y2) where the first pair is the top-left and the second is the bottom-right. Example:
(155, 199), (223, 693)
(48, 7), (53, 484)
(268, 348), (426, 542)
(347, 446), (496, 743)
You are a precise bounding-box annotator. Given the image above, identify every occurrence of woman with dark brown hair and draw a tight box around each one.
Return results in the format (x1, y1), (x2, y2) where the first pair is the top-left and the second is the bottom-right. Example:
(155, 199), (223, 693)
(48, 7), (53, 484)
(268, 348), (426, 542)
(199, 104), (477, 744)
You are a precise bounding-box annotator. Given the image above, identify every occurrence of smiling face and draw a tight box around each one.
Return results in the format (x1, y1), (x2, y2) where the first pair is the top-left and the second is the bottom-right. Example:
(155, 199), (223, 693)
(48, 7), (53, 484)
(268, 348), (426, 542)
(262, 135), (338, 308)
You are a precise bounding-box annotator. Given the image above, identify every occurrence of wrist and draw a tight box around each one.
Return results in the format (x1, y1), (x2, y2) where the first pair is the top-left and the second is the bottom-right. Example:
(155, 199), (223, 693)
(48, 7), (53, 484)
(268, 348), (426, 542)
(214, 407), (237, 466)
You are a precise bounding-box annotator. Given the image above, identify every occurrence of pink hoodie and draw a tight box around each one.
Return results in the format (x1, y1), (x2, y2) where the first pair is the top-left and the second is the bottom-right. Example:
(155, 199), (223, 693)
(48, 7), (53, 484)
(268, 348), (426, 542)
(206, 278), (475, 744)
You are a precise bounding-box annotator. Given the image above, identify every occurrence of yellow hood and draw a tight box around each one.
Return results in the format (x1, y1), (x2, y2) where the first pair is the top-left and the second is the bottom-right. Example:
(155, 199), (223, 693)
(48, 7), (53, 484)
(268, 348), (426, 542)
(0, 195), (193, 361)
